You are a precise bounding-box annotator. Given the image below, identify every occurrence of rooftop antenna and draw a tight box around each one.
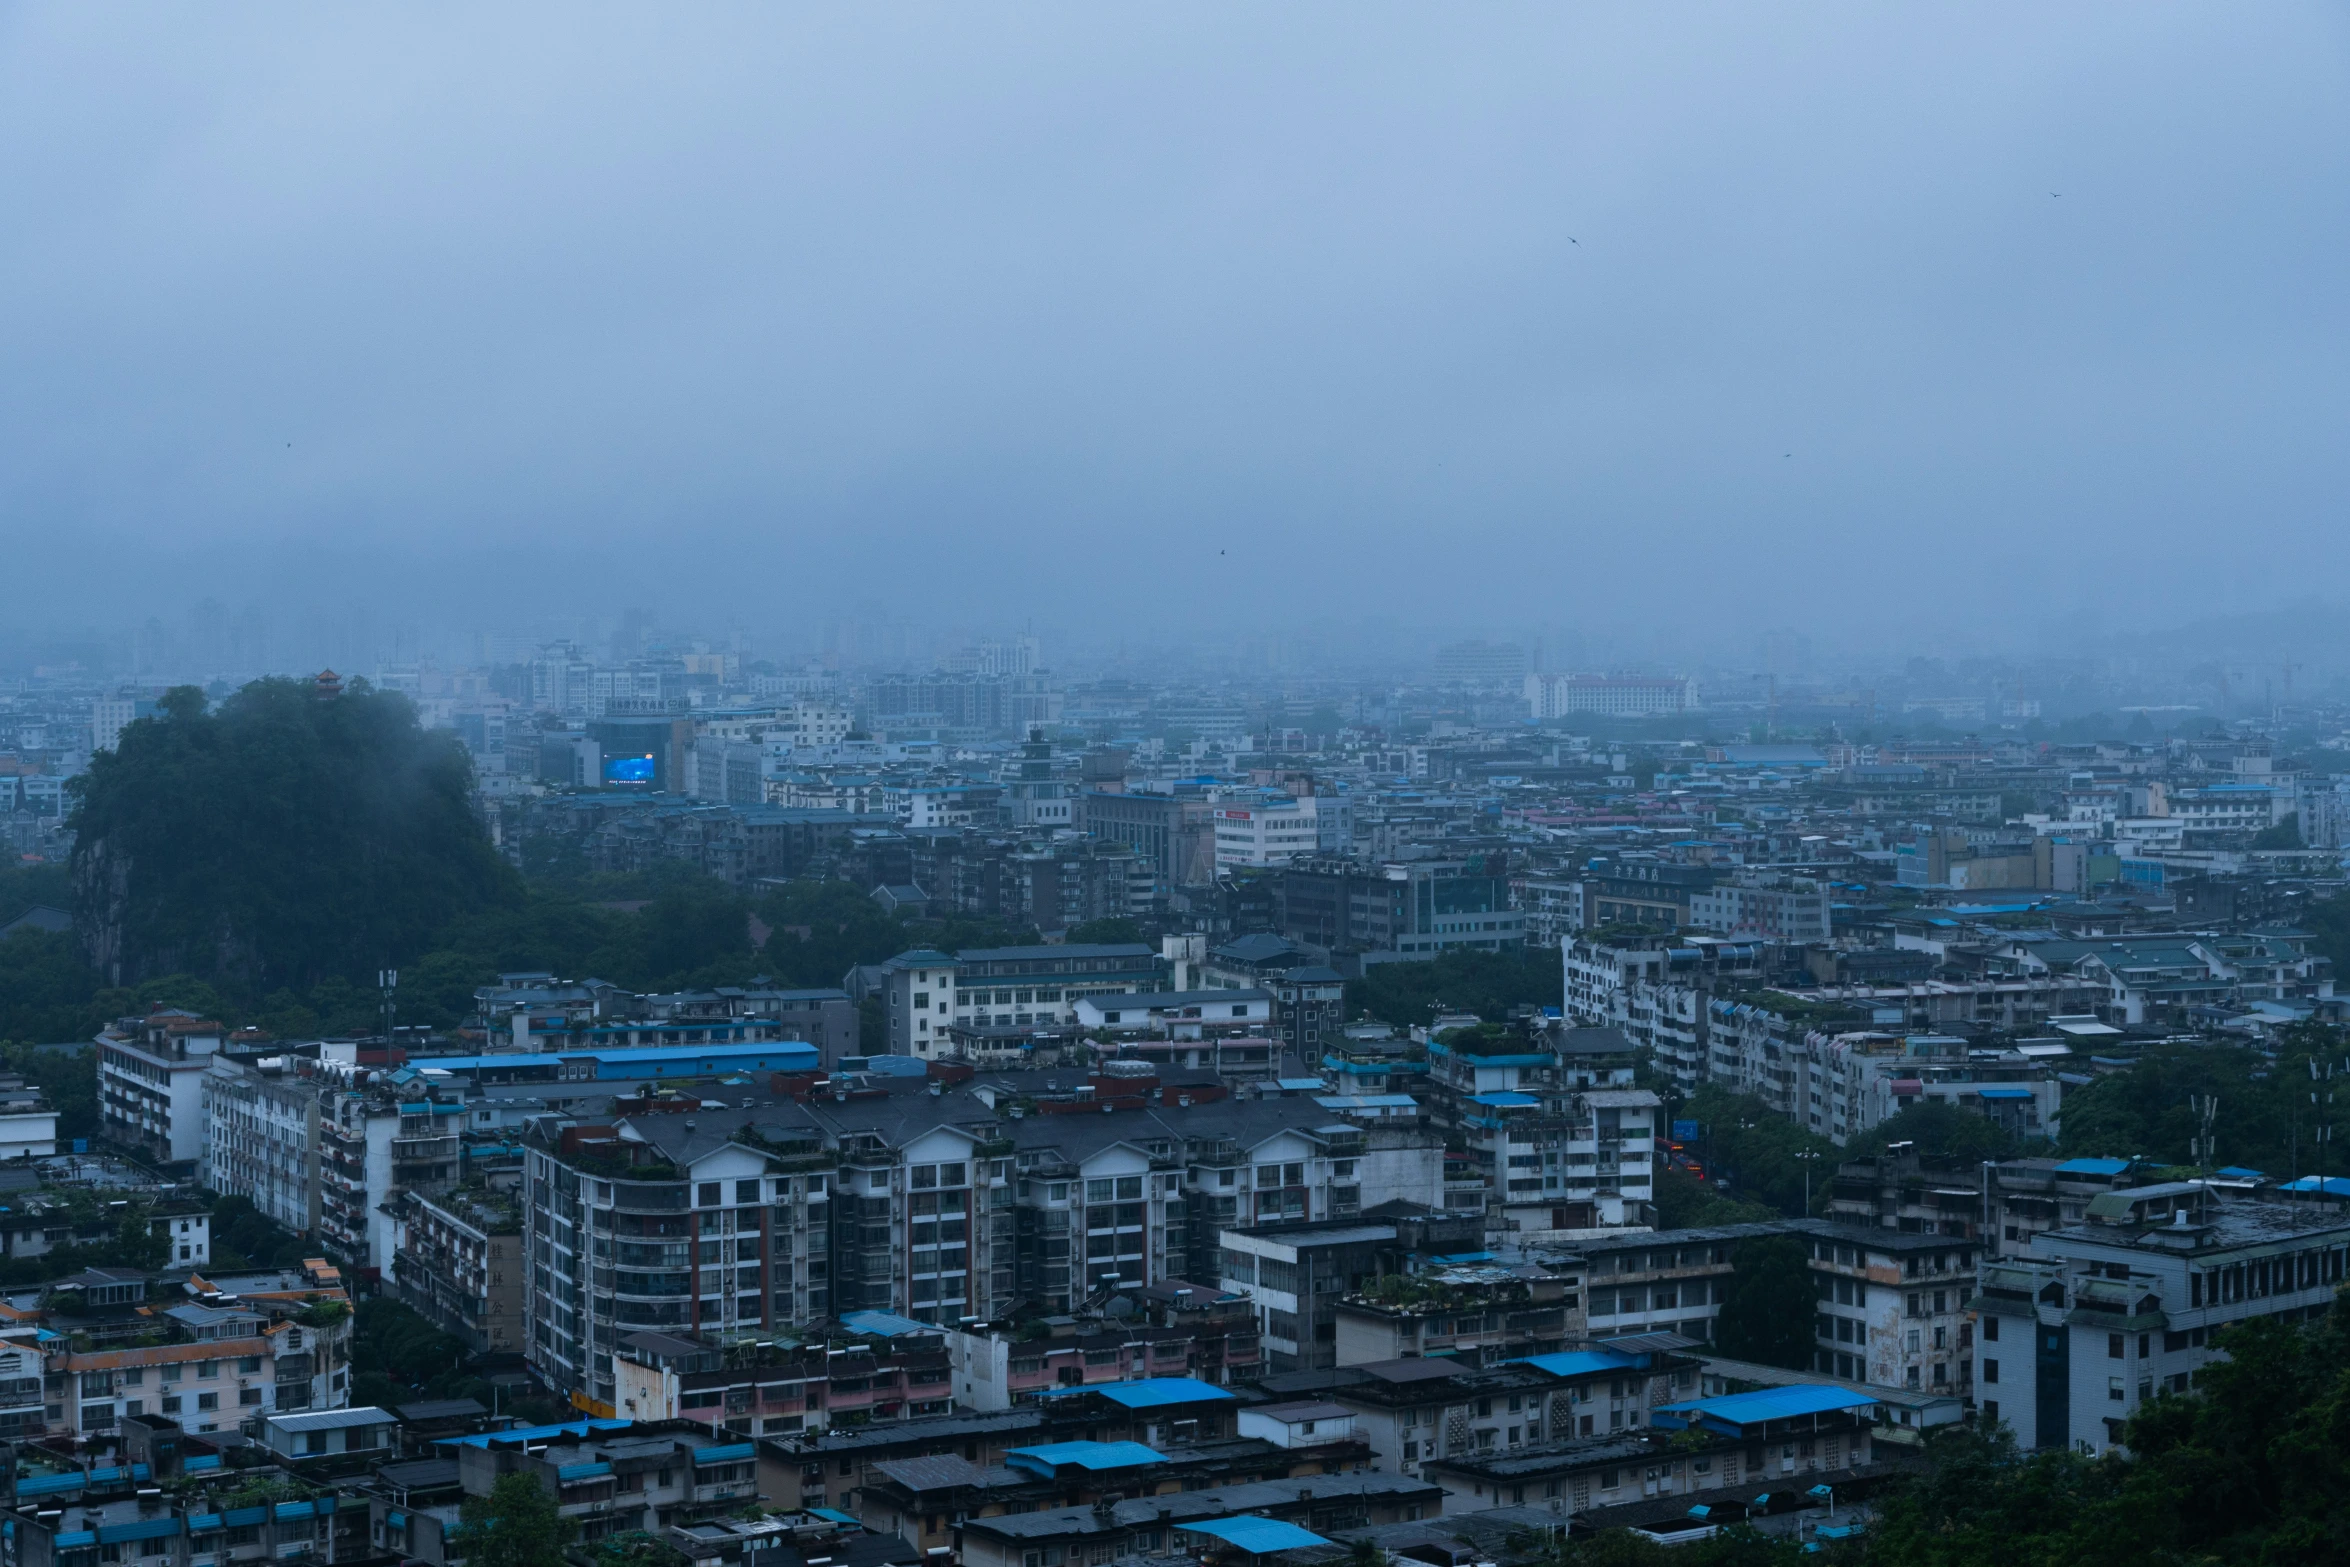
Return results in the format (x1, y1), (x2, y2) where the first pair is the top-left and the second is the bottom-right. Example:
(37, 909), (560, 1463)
(2189, 1094), (2219, 1170)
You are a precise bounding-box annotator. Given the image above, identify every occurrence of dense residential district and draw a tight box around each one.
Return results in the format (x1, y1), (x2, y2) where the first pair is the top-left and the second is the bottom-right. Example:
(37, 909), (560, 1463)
(3, 640), (2350, 1563)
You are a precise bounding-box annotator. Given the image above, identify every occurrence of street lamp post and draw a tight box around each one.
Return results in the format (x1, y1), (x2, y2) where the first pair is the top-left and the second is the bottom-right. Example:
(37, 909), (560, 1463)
(1796, 1149), (1820, 1216)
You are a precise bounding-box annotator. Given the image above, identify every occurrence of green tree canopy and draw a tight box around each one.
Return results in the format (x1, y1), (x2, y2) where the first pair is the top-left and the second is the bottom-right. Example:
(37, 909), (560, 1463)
(1849, 1099), (2023, 1163)
(1678, 1084), (1839, 1217)
(1652, 1165), (1776, 1230)
(1867, 1302), (2350, 1567)
(455, 1471), (577, 1567)
(1714, 1236), (1817, 1371)
(69, 679), (519, 989)
(1348, 948), (1562, 1027)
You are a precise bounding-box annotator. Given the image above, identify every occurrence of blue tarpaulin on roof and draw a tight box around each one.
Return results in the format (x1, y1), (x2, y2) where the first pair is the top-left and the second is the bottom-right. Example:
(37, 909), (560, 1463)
(1517, 1349), (1638, 1379)
(1655, 1385), (1877, 1431)
(2055, 1158), (2130, 1176)
(1177, 1518), (1331, 1554)
(839, 1310), (941, 1338)
(440, 1418), (634, 1448)
(1974, 1087), (2035, 1100)
(1006, 1442), (1165, 1474)
(1039, 1376), (1234, 1408)
(1470, 1092), (1540, 1107)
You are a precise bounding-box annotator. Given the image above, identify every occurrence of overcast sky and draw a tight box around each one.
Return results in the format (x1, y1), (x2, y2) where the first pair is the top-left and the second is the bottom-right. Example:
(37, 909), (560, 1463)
(3, 4), (2346, 662)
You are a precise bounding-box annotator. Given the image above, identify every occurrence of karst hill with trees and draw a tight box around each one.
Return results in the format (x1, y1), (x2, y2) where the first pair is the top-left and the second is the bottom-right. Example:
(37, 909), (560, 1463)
(0, 677), (1049, 1047)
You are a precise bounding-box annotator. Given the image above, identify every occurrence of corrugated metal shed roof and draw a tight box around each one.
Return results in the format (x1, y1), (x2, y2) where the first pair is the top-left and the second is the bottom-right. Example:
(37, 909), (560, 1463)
(1042, 1376), (1234, 1408)
(1516, 1350), (1639, 1379)
(1177, 1518), (1331, 1553)
(1657, 1384), (1876, 1426)
(1006, 1441), (1165, 1472)
(269, 1407), (397, 1432)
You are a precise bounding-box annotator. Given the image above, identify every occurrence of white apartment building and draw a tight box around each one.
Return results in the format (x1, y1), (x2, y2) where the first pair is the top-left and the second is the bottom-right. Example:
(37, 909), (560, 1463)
(1978, 1186), (2350, 1455)
(0, 1082), (58, 1160)
(97, 1011), (225, 1168)
(1212, 794), (1343, 870)
(201, 1056), (323, 1234)
(44, 1299), (349, 1438)
(1518, 876), (1586, 948)
(1524, 673), (1697, 719)
(1688, 874), (1831, 943)
(880, 942), (1165, 1055)
(89, 694), (157, 753)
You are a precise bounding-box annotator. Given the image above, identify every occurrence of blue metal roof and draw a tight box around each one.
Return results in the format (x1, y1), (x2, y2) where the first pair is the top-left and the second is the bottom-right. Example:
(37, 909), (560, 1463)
(439, 1417), (634, 1448)
(1040, 1376), (1235, 1408)
(692, 1443), (756, 1464)
(2278, 1175), (2350, 1196)
(1470, 1091), (1540, 1107)
(2054, 1158), (2130, 1175)
(1517, 1349), (1640, 1379)
(1974, 1086), (2034, 1100)
(839, 1310), (943, 1338)
(1177, 1518), (1332, 1553)
(1006, 1441), (1165, 1474)
(1655, 1385), (1877, 1430)
(406, 1043), (818, 1078)
(2217, 1166), (2266, 1180)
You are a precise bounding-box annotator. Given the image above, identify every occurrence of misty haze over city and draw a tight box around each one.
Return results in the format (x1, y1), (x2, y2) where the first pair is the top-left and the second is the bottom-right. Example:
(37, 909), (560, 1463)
(4, 5), (2348, 682)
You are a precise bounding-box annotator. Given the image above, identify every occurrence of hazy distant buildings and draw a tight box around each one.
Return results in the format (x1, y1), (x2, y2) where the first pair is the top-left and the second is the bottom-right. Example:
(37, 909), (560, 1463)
(89, 693), (158, 753)
(1524, 672), (1697, 719)
(1432, 640), (1529, 688)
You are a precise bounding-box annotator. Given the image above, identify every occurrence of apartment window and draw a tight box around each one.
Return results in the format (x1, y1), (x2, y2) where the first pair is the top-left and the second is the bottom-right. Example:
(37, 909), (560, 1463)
(239, 1358), (261, 1374)
(2108, 1334), (2124, 1360)
(2109, 1377), (2125, 1402)
(698, 1183), (722, 1207)
(1087, 1180), (1113, 1201)
(1982, 1359), (1998, 1385)
(738, 1181), (761, 1203)
(197, 1393), (219, 1411)
(1982, 1317), (1999, 1342)
(1116, 1177), (1142, 1200)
